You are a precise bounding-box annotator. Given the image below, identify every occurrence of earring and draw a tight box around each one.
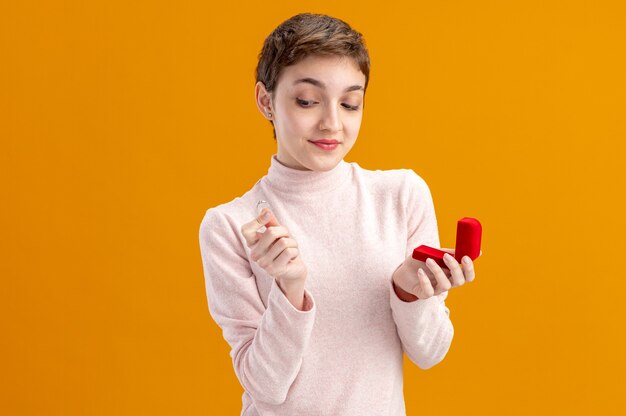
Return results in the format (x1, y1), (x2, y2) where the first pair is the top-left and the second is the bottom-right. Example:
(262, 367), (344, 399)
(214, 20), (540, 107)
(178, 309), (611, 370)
(268, 112), (272, 118)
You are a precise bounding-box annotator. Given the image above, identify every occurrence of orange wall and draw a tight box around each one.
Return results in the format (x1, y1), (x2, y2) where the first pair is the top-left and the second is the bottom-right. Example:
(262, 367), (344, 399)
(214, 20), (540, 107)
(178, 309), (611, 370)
(1, 1), (625, 414)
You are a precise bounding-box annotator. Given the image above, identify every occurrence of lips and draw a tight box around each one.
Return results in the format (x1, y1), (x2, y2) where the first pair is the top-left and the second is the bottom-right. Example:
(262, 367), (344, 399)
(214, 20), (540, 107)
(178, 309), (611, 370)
(309, 139), (340, 144)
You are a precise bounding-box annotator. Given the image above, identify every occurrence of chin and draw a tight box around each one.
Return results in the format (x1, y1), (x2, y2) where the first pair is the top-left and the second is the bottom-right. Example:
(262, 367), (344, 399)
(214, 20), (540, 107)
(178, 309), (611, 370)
(308, 156), (341, 171)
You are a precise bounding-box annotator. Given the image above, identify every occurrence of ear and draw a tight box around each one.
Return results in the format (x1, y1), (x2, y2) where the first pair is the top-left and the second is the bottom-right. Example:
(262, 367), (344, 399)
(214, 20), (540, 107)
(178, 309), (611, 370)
(255, 81), (273, 119)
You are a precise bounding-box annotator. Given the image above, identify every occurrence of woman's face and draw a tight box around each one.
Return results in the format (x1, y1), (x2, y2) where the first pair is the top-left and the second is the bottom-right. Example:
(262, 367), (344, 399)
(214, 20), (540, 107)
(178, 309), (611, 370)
(256, 54), (366, 171)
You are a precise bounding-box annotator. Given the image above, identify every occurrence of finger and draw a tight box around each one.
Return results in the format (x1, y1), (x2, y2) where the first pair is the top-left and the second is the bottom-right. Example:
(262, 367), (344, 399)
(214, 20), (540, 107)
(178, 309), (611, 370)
(425, 258), (451, 294)
(267, 247), (299, 275)
(443, 252), (465, 287)
(242, 209), (278, 247)
(265, 236), (298, 264)
(241, 210), (272, 245)
(413, 268), (434, 299)
(257, 208), (280, 235)
(461, 256), (476, 282)
(440, 247), (455, 255)
(417, 262), (446, 288)
(257, 235), (297, 268)
(251, 226), (290, 263)
(259, 208), (280, 227)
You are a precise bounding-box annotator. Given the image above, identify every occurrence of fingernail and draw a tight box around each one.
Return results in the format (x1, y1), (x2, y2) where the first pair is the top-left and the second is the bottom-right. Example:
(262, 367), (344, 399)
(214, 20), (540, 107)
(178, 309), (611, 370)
(463, 256), (471, 265)
(262, 211), (271, 221)
(257, 200), (271, 214)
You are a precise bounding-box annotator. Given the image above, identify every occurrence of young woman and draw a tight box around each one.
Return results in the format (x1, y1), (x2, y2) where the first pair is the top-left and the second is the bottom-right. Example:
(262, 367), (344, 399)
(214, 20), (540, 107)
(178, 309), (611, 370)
(199, 12), (479, 415)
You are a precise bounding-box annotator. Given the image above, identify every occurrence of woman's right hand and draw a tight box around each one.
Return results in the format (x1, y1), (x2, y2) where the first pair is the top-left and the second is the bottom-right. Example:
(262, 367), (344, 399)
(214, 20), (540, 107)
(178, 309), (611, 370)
(240, 208), (308, 285)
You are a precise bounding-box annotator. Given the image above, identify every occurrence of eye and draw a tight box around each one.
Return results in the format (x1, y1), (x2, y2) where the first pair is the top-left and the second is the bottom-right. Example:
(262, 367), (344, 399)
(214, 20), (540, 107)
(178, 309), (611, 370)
(296, 98), (316, 107)
(342, 103), (360, 111)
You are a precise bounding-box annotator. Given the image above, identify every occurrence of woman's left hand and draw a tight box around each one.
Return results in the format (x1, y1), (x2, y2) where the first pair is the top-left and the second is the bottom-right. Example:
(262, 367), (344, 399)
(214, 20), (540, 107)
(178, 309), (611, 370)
(392, 248), (482, 300)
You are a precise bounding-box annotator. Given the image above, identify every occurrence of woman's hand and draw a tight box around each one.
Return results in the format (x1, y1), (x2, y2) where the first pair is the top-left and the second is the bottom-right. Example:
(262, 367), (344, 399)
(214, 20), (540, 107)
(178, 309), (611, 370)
(392, 248), (481, 300)
(240, 208), (308, 285)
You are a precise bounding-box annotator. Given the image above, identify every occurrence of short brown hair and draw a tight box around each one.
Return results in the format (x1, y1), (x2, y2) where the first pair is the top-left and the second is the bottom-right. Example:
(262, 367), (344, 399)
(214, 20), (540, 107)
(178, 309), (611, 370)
(255, 13), (371, 139)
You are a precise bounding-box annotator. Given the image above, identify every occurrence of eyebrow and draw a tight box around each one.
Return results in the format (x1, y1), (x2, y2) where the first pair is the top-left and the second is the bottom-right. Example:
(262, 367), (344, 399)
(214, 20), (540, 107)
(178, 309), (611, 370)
(293, 77), (364, 93)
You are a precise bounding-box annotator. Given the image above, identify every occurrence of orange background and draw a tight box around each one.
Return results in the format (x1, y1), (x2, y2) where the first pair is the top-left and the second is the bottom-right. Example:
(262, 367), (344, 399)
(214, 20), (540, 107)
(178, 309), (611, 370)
(2, 1), (625, 414)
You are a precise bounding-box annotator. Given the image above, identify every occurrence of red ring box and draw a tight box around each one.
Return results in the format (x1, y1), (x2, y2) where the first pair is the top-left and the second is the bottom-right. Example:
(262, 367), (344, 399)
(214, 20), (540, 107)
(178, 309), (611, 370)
(412, 217), (482, 269)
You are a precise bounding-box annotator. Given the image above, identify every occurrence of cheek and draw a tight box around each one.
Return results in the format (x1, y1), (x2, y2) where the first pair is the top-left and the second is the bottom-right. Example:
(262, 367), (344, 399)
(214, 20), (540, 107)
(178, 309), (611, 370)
(344, 114), (363, 136)
(281, 108), (319, 135)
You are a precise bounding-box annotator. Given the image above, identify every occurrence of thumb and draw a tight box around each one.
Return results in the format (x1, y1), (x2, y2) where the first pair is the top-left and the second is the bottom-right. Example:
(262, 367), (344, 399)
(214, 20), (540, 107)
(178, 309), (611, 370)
(256, 207), (279, 228)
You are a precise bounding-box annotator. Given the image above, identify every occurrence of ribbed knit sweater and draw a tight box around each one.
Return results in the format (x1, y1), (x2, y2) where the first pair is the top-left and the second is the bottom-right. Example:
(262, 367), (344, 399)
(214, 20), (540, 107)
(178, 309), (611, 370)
(198, 154), (454, 415)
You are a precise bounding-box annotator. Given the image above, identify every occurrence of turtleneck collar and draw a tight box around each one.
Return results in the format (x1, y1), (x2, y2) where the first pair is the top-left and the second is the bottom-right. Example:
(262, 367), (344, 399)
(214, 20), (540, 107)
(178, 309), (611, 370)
(263, 153), (352, 195)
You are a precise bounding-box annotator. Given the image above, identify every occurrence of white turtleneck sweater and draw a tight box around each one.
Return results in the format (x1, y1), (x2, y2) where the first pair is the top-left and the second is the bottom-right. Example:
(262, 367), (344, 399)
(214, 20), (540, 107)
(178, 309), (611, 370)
(198, 154), (453, 416)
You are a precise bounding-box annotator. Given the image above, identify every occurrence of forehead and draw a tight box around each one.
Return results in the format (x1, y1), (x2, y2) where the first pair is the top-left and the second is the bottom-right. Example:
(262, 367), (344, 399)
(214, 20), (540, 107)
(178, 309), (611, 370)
(276, 55), (365, 92)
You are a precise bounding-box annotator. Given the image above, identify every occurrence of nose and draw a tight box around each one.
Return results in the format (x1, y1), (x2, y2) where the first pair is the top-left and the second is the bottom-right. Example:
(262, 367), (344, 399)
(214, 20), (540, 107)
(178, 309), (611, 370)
(318, 104), (342, 133)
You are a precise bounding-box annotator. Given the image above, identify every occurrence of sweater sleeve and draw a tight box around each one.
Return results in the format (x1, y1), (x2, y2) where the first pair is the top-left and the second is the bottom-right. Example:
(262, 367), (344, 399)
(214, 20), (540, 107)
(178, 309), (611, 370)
(199, 208), (316, 405)
(389, 170), (454, 370)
